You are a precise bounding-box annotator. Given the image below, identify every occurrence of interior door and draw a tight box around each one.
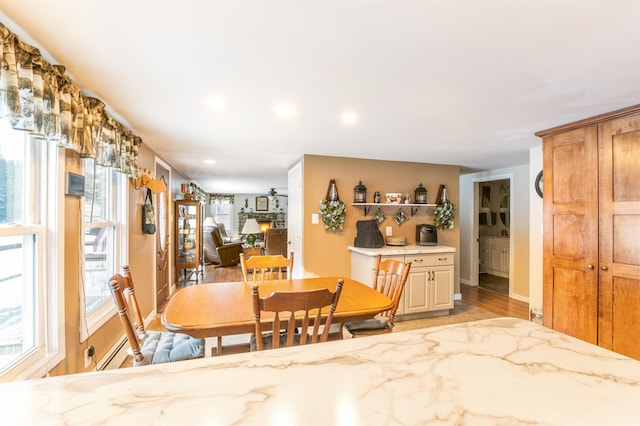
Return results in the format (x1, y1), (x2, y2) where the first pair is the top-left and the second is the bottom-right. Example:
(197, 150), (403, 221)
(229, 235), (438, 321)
(155, 160), (171, 307)
(598, 115), (640, 358)
(542, 125), (599, 343)
(288, 161), (302, 278)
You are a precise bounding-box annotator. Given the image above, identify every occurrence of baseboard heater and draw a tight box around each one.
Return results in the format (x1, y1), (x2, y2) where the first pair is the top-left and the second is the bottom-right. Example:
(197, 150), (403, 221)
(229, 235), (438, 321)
(95, 336), (128, 371)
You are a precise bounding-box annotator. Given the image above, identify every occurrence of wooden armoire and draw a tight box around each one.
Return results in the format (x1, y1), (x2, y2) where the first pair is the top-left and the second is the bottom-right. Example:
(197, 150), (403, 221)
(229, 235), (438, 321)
(536, 104), (640, 360)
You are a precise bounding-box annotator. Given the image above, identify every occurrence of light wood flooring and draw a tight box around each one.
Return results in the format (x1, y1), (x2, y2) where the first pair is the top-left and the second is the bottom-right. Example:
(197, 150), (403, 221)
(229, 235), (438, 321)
(479, 273), (509, 295)
(122, 264), (528, 367)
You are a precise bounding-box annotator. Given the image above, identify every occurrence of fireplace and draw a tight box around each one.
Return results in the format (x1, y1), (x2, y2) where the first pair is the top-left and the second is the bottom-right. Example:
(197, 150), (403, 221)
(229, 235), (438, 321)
(258, 221), (271, 233)
(238, 212), (286, 236)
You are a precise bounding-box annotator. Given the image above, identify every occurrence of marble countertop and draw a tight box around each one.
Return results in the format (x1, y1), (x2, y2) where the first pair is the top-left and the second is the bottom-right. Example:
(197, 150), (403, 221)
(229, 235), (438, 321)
(2, 318), (640, 425)
(349, 244), (456, 256)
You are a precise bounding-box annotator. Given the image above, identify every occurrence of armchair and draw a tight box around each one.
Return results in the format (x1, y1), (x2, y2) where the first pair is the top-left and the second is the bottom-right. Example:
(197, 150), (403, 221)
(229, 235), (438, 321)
(203, 226), (243, 266)
(264, 228), (288, 256)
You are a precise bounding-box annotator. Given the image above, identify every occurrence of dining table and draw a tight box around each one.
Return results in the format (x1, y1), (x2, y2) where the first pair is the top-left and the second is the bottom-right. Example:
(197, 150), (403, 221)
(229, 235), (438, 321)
(161, 276), (393, 353)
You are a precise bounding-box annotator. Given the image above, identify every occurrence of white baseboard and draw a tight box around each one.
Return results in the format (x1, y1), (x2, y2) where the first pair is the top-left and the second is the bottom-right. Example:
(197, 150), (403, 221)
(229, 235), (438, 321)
(509, 292), (529, 304)
(94, 310), (158, 371)
(460, 278), (472, 285)
(95, 336), (128, 371)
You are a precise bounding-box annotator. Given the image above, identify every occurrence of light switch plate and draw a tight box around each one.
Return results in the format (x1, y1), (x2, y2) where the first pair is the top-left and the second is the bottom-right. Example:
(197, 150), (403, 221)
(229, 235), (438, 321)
(311, 213), (319, 224)
(386, 226), (393, 236)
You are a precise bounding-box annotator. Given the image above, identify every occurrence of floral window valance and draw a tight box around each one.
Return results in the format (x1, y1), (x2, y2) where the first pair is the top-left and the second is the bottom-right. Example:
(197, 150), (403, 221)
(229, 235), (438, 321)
(0, 22), (141, 176)
(209, 194), (234, 204)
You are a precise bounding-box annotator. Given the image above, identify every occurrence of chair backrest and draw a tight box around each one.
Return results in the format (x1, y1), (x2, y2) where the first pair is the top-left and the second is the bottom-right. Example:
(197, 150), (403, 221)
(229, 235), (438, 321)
(109, 265), (146, 363)
(240, 252), (294, 281)
(210, 226), (225, 248)
(251, 279), (343, 351)
(264, 228), (288, 256)
(372, 255), (411, 324)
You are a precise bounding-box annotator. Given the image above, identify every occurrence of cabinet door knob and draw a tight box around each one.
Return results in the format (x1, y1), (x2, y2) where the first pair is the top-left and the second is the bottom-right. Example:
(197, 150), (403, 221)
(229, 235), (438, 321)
(587, 264), (594, 269)
(601, 266), (608, 271)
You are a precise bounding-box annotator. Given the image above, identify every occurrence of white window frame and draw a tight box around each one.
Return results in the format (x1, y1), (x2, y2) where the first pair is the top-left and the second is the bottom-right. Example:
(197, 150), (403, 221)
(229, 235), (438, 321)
(212, 201), (234, 235)
(0, 136), (66, 382)
(79, 161), (128, 342)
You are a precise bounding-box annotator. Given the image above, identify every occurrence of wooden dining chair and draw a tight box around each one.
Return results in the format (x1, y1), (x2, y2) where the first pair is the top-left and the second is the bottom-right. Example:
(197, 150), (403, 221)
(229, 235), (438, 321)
(240, 252), (294, 281)
(250, 279), (343, 351)
(109, 266), (205, 366)
(344, 255), (411, 337)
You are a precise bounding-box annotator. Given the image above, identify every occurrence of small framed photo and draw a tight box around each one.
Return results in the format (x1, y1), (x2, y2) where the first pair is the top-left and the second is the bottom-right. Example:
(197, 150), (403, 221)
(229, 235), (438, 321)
(256, 196), (269, 211)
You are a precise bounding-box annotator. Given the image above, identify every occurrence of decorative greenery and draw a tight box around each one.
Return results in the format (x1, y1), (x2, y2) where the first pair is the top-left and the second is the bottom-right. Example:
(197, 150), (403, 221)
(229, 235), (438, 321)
(433, 200), (456, 230)
(319, 199), (346, 232)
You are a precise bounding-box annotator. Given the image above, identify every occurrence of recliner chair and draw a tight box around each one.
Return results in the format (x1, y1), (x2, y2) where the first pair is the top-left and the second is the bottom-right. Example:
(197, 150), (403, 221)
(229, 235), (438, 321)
(264, 228), (288, 256)
(203, 226), (243, 266)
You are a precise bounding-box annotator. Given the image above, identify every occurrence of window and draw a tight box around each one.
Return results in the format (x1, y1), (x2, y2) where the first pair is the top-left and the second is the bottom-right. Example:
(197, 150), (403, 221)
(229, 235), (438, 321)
(80, 158), (127, 341)
(0, 119), (64, 381)
(211, 200), (233, 234)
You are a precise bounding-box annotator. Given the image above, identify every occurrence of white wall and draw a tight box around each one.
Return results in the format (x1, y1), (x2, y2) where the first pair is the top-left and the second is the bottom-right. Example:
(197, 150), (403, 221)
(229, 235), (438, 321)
(459, 164), (530, 301)
(529, 147), (543, 311)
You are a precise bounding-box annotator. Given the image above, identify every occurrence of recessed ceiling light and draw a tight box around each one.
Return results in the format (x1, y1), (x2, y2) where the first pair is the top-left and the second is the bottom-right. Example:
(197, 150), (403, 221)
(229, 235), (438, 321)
(342, 112), (358, 125)
(207, 98), (225, 109)
(275, 104), (298, 117)
(203, 159), (216, 164)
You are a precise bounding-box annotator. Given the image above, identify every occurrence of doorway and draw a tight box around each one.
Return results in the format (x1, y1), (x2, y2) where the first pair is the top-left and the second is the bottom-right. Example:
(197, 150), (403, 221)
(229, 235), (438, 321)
(155, 159), (171, 308)
(476, 178), (511, 295)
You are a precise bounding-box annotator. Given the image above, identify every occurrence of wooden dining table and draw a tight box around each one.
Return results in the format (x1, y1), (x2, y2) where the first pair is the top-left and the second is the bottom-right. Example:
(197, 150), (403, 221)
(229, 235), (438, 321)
(161, 277), (392, 353)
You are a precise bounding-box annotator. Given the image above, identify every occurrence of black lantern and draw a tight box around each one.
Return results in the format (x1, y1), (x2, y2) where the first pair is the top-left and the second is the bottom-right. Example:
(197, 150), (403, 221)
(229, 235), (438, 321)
(414, 183), (428, 204)
(354, 180), (367, 203)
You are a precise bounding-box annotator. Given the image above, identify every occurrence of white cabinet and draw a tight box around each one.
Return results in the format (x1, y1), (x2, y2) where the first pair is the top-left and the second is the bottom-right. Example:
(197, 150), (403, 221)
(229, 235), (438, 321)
(479, 237), (509, 278)
(404, 254), (454, 314)
(350, 247), (455, 319)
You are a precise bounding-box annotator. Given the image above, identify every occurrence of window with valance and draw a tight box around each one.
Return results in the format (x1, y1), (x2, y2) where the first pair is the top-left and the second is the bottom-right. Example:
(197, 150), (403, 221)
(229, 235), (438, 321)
(0, 22), (142, 175)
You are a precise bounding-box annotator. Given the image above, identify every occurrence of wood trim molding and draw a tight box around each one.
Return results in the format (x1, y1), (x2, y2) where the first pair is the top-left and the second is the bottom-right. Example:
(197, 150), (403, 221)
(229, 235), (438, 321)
(535, 104), (640, 138)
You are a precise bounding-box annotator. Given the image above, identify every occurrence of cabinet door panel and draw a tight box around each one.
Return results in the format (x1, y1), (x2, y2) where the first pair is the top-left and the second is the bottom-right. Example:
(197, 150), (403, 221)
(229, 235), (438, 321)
(550, 266), (598, 344)
(404, 269), (428, 314)
(543, 126), (599, 338)
(431, 266), (454, 310)
(611, 276), (640, 359)
(598, 117), (640, 354)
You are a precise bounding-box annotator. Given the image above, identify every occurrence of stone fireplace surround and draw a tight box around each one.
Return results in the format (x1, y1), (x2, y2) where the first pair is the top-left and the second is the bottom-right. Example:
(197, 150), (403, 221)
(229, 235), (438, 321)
(237, 212), (287, 237)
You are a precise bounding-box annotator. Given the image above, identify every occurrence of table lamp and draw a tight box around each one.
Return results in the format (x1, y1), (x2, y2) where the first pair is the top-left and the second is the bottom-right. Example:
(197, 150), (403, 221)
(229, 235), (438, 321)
(241, 218), (261, 247)
(203, 217), (216, 229)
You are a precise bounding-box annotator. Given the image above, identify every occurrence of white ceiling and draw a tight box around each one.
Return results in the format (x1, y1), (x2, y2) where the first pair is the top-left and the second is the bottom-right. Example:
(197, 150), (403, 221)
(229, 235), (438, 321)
(2, 1), (639, 194)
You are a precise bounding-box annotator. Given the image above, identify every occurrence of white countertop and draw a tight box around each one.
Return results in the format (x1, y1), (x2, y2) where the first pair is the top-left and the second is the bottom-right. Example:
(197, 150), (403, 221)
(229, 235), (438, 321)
(2, 318), (640, 425)
(349, 244), (456, 256)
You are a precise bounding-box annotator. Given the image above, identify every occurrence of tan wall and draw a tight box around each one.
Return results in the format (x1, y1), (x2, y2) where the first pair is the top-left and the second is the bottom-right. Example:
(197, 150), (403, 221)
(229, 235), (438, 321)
(301, 155), (461, 291)
(50, 144), (162, 376)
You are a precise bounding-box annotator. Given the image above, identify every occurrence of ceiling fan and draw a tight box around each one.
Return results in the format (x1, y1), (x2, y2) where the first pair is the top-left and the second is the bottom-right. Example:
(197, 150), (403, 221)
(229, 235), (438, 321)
(267, 188), (288, 201)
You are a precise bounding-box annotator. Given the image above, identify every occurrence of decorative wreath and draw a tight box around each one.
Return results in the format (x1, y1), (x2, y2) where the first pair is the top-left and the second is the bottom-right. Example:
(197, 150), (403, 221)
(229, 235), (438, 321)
(319, 199), (346, 232)
(433, 200), (456, 230)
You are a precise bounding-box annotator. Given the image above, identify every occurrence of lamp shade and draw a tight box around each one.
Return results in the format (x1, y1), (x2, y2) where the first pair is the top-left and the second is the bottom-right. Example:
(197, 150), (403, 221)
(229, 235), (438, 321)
(203, 217), (216, 228)
(241, 218), (261, 234)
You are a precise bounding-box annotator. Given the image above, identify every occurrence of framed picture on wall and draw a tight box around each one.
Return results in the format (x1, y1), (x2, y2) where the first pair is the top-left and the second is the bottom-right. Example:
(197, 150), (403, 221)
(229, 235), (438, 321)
(256, 196), (269, 211)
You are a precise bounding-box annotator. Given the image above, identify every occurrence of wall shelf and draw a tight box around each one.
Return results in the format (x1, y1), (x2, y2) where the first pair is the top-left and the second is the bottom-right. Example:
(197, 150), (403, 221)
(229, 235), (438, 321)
(352, 203), (437, 216)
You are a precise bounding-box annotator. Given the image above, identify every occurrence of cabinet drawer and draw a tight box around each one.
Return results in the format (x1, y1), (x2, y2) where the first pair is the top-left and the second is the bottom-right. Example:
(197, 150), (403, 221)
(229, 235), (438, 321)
(491, 238), (509, 249)
(405, 253), (453, 267)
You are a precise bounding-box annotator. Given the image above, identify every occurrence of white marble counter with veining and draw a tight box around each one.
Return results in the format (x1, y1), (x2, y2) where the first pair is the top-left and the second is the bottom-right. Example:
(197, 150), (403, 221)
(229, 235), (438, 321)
(2, 318), (640, 425)
(348, 244), (456, 256)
